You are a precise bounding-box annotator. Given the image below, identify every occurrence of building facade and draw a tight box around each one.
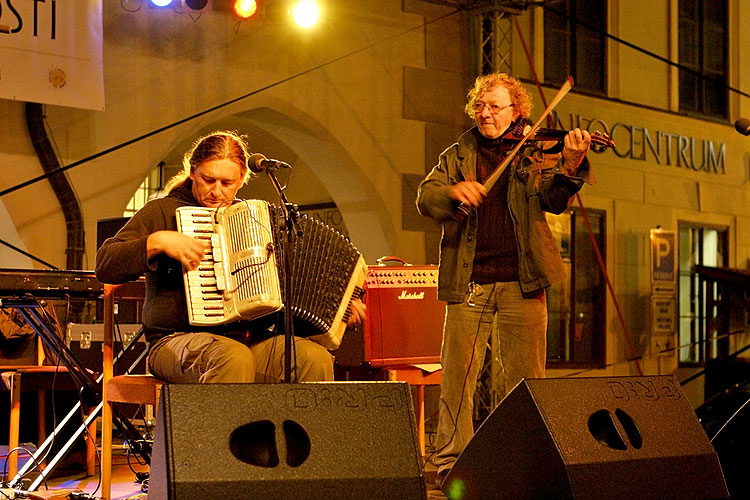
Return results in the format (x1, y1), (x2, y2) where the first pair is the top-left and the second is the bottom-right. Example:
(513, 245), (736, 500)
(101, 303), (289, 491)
(1, 0), (748, 405)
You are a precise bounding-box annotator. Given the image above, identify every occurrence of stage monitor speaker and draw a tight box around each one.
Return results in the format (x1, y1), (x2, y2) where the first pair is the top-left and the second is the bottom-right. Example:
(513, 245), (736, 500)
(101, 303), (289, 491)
(149, 382), (427, 500)
(96, 216), (130, 249)
(443, 376), (729, 500)
(707, 395), (750, 499)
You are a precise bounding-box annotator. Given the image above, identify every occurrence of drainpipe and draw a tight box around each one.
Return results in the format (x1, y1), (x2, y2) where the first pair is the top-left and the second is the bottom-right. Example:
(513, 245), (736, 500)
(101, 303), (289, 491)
(25, 102), (85, 270)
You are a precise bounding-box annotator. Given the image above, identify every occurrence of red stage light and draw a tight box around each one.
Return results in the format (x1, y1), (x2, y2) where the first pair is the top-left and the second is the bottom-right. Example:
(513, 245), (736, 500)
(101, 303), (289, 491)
(233, 0), (258, 19)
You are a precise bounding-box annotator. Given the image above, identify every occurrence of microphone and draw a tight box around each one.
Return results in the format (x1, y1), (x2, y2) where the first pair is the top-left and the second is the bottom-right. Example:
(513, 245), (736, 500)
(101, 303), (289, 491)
(248, 153), (291, 173)
(735, 117), (750, 136)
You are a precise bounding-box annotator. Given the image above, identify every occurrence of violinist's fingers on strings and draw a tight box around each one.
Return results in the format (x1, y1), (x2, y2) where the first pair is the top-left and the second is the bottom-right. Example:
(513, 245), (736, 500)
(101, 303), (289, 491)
(564, 128), (591, 151)
(569, 128), (589, 142)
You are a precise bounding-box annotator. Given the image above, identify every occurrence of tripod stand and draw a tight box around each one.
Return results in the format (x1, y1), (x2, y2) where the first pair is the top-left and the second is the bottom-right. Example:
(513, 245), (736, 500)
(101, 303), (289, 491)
(5, 296), (150, 491)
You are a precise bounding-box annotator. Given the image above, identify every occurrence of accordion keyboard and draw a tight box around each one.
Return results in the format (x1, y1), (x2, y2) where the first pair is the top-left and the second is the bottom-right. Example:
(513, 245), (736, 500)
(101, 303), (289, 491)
(176, 201), (282, 326)
(176, 208), (228, 324)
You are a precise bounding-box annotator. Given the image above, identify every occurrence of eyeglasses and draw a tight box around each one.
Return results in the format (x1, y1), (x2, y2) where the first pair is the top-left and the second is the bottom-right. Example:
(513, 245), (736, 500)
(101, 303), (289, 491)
(472, 101), (514, 114)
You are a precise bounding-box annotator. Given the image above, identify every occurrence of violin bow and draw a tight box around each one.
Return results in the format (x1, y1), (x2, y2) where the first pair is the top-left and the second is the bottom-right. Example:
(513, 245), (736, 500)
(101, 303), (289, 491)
(455, 76), (574, 220)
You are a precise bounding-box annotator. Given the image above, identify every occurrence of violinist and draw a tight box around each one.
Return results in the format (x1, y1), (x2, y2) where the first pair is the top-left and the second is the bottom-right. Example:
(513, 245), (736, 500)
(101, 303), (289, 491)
(415, 73), (593, 490)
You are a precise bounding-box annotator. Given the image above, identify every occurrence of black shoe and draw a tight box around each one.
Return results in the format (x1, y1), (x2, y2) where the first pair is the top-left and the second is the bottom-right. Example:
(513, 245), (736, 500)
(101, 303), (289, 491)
(436, 468), (451, 489)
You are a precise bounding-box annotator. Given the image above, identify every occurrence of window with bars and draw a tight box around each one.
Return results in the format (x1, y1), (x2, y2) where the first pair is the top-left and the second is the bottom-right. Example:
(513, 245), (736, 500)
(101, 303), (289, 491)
(546, 207), (607, 368)
(543, 0), (606, 95)
(123, 163), (168, 216)
(678, 0), (728, 119)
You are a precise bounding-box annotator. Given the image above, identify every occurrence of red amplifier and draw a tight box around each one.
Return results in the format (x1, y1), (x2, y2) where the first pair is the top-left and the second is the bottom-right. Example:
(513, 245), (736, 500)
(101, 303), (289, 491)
(336, 264), (445, 368)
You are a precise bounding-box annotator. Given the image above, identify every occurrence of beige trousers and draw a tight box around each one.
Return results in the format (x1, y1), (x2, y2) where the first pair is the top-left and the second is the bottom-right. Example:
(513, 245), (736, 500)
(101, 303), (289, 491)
(433, 281), (547, 474)
(146, 332), (334, 383)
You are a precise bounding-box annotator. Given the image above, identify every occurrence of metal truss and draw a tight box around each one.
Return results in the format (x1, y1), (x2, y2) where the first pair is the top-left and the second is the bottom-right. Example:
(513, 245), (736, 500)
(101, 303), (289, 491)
(472, 8), (514, 75)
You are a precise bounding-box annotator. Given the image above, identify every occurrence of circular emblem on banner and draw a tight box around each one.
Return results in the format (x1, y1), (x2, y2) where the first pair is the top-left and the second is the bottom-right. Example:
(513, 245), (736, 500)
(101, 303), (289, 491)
(49, 68), (67, 88)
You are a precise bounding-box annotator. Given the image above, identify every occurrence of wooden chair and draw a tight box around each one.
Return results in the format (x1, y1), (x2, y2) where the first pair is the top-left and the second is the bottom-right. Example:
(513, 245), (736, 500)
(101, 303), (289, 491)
(101, 282), (164, 500)
(0, 334), (97, 480)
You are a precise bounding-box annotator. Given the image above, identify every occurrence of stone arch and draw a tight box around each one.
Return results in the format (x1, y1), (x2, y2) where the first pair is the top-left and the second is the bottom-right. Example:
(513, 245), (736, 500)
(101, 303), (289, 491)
(159, 106), (392, 263)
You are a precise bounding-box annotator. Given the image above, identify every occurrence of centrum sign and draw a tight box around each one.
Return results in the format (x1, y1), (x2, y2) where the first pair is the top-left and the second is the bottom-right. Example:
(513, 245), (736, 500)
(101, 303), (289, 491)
(552, 111), (726, 174)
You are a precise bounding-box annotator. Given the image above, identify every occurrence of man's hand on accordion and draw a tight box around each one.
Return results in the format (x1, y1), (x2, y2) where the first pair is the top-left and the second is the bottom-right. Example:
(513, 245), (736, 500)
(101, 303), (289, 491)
(147, 230), (208, 271)
(347, 298), (367, 326)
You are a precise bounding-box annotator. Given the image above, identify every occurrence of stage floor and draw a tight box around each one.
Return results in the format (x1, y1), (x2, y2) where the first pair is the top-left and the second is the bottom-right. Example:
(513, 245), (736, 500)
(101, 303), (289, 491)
(23, 446), (448, 500)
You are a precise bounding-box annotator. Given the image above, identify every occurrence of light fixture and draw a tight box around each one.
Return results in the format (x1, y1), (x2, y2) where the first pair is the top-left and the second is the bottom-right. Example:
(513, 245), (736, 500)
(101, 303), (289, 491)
(149, 0), (173, 7)
(213, 0), (259, 20)
(233, 0), (259, 19)
(291, 1), (319, 28)
(185, 0), (208, 10)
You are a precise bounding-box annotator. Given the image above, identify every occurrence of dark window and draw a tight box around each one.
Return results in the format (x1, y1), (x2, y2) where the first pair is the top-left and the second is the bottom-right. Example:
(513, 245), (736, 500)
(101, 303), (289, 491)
(678, 0), (728, 119)
(546, 208), (606, 368)
(678, 223), (729, 364)
(544, 0), (606, 95)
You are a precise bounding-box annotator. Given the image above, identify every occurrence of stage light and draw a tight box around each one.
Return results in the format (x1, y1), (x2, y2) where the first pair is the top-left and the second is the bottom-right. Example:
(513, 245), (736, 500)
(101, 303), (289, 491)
(213, 0), (259, 20)
(149, 0), (173, 7)
(233, 0), (258, 19)
(185, 0), (208, 9)
(291, 1), (319, 28)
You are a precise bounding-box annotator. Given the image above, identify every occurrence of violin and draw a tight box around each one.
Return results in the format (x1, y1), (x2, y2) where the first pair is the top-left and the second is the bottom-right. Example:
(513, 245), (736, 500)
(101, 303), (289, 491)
(504, 124), (616, 154)
(453, 77), (612, 221)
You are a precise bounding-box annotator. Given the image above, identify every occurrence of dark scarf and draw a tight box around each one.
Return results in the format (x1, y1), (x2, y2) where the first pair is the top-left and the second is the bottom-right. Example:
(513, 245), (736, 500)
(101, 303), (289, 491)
(470, 129), (519, 284)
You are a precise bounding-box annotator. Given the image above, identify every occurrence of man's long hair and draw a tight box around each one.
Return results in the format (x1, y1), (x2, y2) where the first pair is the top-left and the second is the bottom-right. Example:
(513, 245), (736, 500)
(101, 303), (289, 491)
(163, 130), (253, 193)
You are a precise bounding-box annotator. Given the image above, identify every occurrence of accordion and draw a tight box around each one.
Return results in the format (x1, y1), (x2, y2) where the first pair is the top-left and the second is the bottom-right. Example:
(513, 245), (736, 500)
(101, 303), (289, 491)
(175, 200), (367, 349)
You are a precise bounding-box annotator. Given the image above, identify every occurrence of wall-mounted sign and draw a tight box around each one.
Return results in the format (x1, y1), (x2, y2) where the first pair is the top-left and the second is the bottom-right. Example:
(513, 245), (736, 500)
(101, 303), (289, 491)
(652, 295), (676, 334)
(650, 229), (677, 284)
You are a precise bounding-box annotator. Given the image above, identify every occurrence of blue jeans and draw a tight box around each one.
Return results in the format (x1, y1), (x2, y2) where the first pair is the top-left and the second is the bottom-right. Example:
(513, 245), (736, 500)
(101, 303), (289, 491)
(434, 281), (547, 473)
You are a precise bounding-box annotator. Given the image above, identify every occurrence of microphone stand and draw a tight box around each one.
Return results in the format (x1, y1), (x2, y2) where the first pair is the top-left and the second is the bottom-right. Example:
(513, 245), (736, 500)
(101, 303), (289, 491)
(264, 168), (302, 383)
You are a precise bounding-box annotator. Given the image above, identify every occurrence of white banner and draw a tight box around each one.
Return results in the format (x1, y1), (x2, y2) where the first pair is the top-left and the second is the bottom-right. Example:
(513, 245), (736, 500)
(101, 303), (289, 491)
(0, 0), (103, 110)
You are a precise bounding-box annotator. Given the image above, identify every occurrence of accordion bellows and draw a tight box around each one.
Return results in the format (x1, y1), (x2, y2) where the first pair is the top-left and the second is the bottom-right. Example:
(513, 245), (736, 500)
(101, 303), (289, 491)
(176, 200), (366, 349)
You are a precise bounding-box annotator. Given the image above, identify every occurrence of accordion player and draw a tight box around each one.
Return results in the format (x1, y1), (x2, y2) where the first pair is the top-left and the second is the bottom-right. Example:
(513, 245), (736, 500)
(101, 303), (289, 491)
(176, 199), (367, 350)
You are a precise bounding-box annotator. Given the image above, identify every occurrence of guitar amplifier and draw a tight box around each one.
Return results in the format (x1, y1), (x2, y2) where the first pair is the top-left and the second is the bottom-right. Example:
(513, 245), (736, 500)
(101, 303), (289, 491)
(336, 264), (445, 367)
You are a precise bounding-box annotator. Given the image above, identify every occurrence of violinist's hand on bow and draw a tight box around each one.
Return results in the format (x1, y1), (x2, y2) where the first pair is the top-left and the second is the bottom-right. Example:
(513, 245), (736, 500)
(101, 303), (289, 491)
(561, 128), (591, 176)
(448, 181), (487, 208)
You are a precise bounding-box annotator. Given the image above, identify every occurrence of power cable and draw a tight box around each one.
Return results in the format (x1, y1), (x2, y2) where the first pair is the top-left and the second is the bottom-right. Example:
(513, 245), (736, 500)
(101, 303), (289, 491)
(0, 8), (461, 200)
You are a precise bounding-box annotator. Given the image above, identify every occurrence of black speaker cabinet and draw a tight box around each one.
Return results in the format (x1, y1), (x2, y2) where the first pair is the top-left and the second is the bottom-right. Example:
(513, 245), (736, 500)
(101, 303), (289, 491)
(96, 216), (130, 249)
(149, 382), (427, 500)
(706, 395), (750, 499)
(443, 376), (729, 500)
